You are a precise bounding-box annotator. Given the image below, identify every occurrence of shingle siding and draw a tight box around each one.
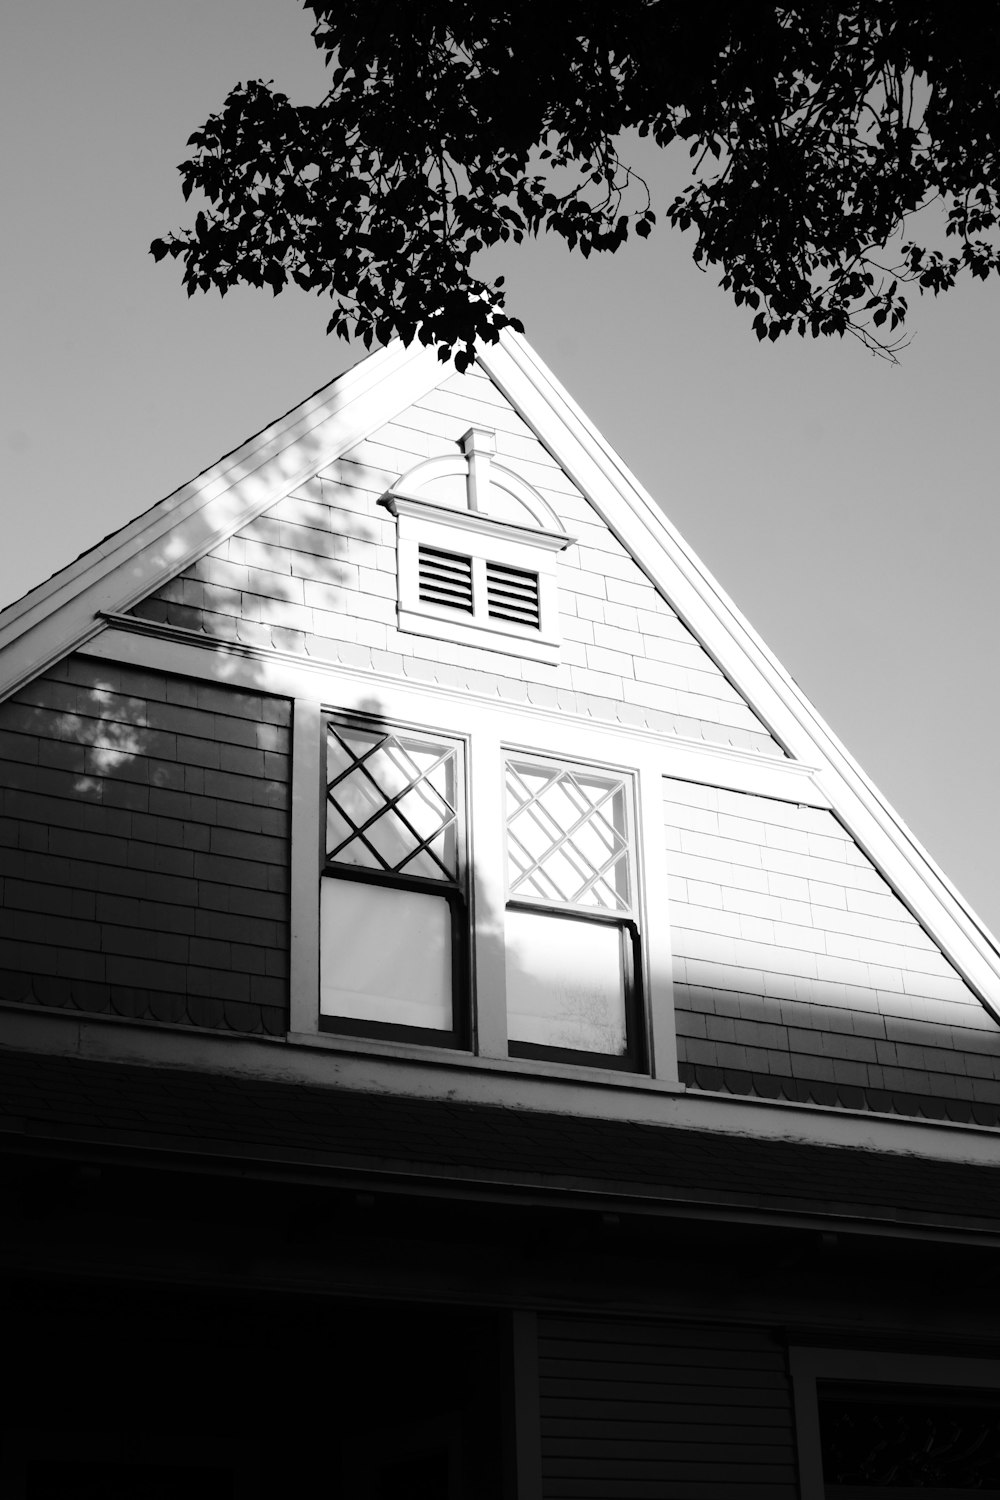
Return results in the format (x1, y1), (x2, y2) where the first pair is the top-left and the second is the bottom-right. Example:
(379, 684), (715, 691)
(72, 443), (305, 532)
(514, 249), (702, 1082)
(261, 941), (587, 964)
(130, 364), (785, 758)
(0, 656), (290, 1035)
(666, 778), (1000, 1120)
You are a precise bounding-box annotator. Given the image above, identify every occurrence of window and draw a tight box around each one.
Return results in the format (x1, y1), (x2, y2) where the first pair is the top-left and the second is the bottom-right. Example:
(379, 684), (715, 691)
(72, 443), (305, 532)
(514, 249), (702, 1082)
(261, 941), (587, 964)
(790, 1349), (1000, 1500)
(503, 755), (643, 1069)
(818, 1381), (1000, 1494)
(307, 709), (662, 1074)
(319, 718), (467, 1045)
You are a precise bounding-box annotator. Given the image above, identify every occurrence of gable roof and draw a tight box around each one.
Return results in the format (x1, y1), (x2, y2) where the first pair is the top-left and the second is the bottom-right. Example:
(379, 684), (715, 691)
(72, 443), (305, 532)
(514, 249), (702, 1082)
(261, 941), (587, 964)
(1, 330), (998, 1027)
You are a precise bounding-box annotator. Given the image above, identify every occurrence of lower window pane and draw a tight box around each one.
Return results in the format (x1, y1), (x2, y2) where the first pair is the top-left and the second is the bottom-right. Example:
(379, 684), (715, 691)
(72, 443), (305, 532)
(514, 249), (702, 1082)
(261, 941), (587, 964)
(321, 880), (452, 1031)
(505, 909), (627, 1054)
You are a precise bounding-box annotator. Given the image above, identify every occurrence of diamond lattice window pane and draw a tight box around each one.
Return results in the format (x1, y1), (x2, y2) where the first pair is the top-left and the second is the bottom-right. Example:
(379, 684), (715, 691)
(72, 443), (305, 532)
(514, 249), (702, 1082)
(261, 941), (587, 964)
(506, 761), (631, 911)
(327, 725), (459, 881)
(364, 809), (421, 870)
(331, 836), (381, 871)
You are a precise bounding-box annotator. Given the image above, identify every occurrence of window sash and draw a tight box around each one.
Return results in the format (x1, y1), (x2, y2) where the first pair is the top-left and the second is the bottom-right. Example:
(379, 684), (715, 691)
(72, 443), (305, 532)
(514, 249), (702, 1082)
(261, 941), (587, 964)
(502, 753), (642, 1067)
(505, 909), (644, 1070)
(320, 716), (468, 1045)
(324, 720), (464, 888)
(503, 755), (635, 916)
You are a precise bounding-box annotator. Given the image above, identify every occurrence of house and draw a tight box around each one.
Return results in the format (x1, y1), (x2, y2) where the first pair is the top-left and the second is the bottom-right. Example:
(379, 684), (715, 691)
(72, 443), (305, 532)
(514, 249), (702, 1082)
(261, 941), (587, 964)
(2, 332), (1000, 1499)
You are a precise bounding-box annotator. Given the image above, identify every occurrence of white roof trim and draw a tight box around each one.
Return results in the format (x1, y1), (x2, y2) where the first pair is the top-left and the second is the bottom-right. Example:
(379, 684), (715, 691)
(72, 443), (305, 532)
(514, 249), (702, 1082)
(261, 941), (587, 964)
(0, 337), (448, 704)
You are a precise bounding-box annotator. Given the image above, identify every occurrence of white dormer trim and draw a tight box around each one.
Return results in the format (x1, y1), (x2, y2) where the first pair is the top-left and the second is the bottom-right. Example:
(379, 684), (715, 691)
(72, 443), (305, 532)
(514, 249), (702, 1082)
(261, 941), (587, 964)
(379, 428), (575, 664)
(388, 428), (565, 532)
(383, 495), (571, 553)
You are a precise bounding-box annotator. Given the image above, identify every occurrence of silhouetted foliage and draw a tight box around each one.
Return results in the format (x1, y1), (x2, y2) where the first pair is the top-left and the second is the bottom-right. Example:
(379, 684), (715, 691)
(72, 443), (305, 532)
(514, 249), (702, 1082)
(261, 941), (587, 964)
(151, 3), (1000, 367)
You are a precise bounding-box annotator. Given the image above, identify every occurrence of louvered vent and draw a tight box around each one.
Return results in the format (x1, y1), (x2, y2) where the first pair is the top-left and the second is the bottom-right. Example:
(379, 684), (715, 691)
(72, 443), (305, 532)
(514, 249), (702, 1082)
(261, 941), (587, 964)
(486, 561), (541, 629)
(417, 545), (474, 613)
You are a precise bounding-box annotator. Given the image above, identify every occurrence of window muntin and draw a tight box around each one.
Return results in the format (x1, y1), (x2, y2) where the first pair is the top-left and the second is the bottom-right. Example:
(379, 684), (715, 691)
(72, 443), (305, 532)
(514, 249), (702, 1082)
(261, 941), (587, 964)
(325, 723), (459, 881)
(505, 760), (632, 913)
(503, 755), (642, 1068)
(320, 720), (466, 1044)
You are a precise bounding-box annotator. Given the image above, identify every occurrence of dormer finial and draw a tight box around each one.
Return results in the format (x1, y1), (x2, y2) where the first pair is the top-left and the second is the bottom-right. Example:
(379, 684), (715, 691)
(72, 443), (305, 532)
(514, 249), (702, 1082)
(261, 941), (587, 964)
(460, 427), (496, 512)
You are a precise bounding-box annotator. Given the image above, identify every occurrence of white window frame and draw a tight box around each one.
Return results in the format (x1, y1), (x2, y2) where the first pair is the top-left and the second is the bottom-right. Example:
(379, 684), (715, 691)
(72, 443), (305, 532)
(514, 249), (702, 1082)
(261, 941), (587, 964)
(790, 1347), (1000, 1500)
(318, 713), (471, 1047)
(289, 685), (679, 1083)
(502, 749), (645, 1070)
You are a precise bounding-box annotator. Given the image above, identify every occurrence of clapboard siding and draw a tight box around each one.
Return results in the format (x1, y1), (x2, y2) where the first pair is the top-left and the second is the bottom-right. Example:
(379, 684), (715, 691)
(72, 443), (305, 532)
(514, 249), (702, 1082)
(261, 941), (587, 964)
(667, 778), (1000, 1121)
(0, 655), (290, 1035)
(537, 1316), (798, 1499)
(131, 363), (784, 759)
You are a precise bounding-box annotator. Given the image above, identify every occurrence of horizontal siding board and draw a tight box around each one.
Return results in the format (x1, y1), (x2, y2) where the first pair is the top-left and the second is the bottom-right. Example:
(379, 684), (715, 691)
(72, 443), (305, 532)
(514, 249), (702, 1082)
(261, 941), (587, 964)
(540, 1347), (788, 1373)
(537, 1316), (797, 1500)
(540, 1380), (790, 1404)
(541, 1459), (797, 1481)
(542, 1421), (793, 1442)
(540, 1319), (780, 1347)
(541, 1329), (789, 1353)
(542, 1486), (786, 1500)
(0, 656), (291, 1035)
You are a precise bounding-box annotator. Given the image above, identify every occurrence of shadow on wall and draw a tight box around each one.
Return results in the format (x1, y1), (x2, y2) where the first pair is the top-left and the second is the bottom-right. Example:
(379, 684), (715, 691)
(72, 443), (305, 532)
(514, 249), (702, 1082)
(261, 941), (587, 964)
(0, 356), (425, 1041)
(0, 650), (493, 1051)
(128, 456), (395, 668)
(0, 646), (292, 1037)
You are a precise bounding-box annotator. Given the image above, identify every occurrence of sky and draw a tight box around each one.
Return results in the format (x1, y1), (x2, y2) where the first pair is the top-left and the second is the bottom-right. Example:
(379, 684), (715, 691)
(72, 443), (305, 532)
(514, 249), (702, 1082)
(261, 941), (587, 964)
(3, 1), (999, 940)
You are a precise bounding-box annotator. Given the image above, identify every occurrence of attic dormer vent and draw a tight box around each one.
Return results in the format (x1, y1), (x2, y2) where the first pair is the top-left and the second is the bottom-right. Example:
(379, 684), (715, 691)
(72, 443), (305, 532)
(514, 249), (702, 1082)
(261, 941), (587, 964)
(382, 430), (576, 664)
(486, 561), (540, 629)
(418, 545), (474, 614)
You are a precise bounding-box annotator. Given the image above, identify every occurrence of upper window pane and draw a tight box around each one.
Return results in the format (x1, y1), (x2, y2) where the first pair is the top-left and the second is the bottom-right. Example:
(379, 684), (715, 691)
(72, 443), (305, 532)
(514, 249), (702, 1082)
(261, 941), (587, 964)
(327, 725), (458, 880)
(505, 760), (631, 911)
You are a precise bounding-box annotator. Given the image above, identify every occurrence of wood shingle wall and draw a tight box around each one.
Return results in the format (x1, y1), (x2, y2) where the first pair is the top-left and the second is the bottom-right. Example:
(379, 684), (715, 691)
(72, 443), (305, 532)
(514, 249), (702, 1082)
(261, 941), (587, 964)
(0, 656), (290, 1034)
(130, 364), (784, 758)
(667, 778), (1000, 1120)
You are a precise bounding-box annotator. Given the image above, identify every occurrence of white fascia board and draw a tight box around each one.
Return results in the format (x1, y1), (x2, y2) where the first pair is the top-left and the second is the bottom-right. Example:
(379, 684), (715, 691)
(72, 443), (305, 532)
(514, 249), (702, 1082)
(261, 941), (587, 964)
(478, 332), (1000, 1013)
(0, 337), (447, 704)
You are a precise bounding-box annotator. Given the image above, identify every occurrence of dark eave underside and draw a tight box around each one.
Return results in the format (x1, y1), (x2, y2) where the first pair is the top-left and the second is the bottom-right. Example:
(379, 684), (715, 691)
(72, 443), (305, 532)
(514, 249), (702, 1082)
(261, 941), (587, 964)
(2, 1050), (999, 1240)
